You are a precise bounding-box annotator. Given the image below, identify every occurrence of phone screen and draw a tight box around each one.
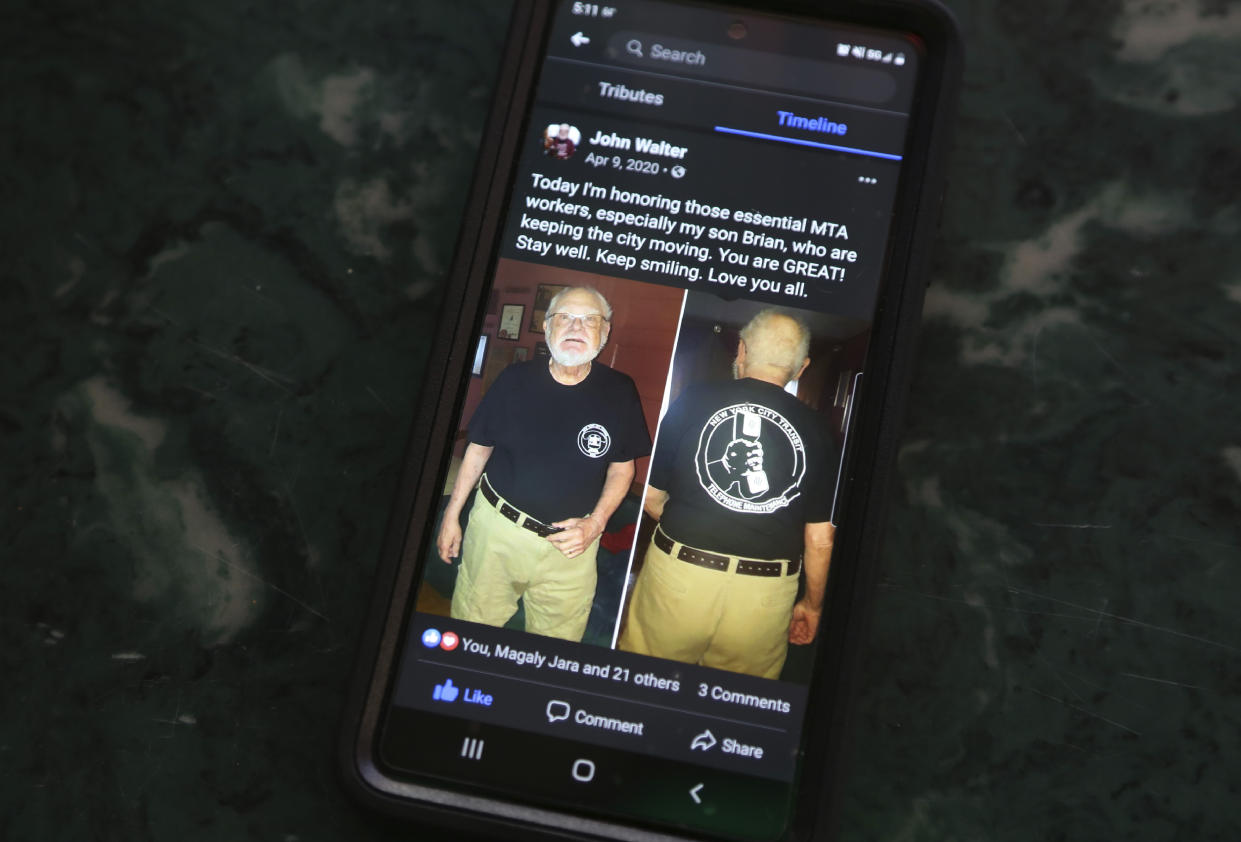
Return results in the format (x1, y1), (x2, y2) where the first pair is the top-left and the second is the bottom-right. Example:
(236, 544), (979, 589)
(375, 0), (927, 838)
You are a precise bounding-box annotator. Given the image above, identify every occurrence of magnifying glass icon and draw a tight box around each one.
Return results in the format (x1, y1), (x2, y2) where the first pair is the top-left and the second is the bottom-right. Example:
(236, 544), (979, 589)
(626, 39), (643, 57)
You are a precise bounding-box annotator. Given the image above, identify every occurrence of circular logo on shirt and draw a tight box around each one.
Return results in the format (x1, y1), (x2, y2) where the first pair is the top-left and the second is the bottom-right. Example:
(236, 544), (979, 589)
(577, 423), (612, 458)
(694, 402), (805, 514)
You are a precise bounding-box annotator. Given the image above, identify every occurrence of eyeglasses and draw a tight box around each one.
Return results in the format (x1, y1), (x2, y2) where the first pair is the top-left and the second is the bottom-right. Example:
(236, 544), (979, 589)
(548, 312), (608, 329)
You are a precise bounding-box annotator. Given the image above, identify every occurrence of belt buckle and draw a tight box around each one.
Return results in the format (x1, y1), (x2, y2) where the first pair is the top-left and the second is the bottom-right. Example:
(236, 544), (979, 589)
(521, 514), (561, 538)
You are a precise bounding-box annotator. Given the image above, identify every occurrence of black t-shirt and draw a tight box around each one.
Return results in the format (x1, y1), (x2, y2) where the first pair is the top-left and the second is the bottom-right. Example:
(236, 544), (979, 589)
(650, 378), (837, 559)
(468, 361), (650, 523)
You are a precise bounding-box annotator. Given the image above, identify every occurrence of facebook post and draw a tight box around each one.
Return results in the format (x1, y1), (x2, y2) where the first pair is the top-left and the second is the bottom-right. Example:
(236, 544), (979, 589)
(411, 10), (911, 684)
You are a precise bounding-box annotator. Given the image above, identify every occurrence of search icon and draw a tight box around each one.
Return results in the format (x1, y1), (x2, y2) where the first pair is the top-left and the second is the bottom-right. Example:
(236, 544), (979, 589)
(626, 38), (643, 57)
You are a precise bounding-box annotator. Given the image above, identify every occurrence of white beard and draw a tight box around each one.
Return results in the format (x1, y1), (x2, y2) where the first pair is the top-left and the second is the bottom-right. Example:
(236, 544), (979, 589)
(549, 342), (601, 367)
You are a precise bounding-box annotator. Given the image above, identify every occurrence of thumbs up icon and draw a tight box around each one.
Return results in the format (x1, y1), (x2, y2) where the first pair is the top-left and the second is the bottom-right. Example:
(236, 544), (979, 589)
(433, 679), (460, 702)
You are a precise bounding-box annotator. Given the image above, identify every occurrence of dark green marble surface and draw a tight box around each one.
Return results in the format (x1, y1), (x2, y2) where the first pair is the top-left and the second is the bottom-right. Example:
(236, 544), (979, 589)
(3, 0), (1239, 839)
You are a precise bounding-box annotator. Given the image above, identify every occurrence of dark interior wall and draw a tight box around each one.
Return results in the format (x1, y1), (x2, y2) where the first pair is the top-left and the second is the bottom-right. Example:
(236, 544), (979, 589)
(667, 292), (872, 447)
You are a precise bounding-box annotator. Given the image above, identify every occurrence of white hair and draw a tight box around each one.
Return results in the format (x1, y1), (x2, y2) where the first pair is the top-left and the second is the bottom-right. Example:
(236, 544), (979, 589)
(546, 286), (612, 321)
(740, 309), (811, 380)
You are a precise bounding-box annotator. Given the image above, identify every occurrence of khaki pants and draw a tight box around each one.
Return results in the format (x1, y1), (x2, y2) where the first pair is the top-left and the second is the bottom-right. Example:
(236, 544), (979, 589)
(450, 487), (598, 642)
(620, 531), (799, 679)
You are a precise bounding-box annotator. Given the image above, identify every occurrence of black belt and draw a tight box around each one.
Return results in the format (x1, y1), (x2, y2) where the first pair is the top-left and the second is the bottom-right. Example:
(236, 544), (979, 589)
(653, 527), (800, 577)
(479, 476), (563, 538)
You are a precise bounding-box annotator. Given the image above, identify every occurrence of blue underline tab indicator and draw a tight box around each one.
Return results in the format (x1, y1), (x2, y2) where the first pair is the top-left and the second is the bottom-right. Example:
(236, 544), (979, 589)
(714, 112), (903, 161)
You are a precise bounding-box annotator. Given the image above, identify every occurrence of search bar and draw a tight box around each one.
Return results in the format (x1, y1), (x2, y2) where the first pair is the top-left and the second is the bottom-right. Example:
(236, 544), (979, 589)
(607, 31), (897, 105)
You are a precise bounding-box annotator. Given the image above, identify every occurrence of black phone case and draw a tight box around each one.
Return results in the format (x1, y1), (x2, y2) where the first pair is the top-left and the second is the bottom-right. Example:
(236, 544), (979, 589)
(338, 1), (963, 839)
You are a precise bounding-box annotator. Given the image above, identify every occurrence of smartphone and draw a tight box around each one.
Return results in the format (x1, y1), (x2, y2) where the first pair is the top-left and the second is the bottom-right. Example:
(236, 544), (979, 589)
(340, 1), (961, 840)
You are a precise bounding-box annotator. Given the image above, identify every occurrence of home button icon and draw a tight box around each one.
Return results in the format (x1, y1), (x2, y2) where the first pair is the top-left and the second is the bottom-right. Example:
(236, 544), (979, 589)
(571, 758), (596, 782)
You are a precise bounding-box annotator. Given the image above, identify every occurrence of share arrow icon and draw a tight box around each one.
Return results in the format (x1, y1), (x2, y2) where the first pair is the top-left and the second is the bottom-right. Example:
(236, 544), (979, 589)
(690, 729), (717, 751)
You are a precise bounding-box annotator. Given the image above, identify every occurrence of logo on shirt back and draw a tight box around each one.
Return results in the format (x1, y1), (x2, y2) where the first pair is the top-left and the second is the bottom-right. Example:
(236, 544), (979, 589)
(695, 403), (805, 514)
(577, 423), (612, 458)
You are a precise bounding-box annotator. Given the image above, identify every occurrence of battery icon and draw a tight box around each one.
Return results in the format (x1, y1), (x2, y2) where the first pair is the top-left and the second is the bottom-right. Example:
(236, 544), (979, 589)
(894, 53), (906, 66)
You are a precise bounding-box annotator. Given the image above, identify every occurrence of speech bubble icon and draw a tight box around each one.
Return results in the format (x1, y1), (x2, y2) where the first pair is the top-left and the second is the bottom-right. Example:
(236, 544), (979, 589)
(546, 700), (571, 723)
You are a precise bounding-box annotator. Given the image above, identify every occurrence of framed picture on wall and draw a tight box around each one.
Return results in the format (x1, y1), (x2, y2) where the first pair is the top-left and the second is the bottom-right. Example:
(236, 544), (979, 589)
(529, 284), (568, 334)
(513, 346), (528, 362)
(498, 304), (524, 340)
(534, 341), (550, 359)
(472, 334), (489, 376)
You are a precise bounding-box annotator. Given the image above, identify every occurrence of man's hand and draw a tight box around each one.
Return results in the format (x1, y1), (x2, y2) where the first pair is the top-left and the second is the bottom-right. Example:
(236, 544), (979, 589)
(551, 459), (633, 558)
(788, 599), (822, 645)
(436, 443), (493, 564)
(547, 515), (605, 559)
(437, 520), (462, 563)
(643, 487), (669, 520)
(791, 521), (833, 644)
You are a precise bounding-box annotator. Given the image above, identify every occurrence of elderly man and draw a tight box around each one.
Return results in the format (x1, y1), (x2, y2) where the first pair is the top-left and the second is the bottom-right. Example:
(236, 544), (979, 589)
(619, 309), (837, 679)
(546, 123), (576, 159)
(437, 286), (649, 642)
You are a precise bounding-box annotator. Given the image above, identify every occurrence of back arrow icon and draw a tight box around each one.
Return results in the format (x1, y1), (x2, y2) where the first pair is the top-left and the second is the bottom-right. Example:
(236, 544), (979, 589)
(690, 783), (704, 805)
(570, 31), (590, 47)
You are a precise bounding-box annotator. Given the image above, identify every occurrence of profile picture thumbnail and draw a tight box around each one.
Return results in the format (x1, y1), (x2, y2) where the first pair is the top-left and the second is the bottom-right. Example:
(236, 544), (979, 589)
(543, 122), (581, 160)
